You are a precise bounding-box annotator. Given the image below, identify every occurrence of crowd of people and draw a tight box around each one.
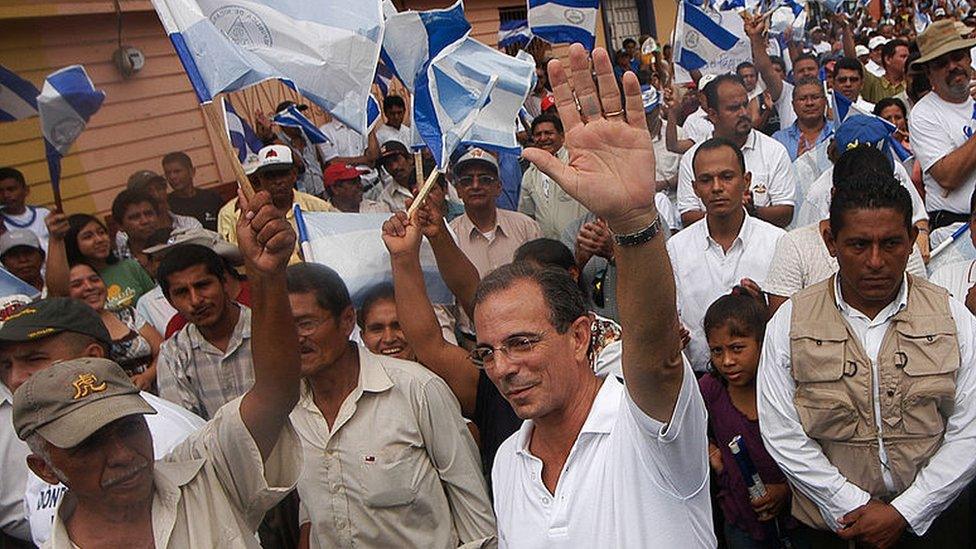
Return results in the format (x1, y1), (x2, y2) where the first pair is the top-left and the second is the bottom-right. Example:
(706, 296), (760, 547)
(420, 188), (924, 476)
(1, 3), (976, 548)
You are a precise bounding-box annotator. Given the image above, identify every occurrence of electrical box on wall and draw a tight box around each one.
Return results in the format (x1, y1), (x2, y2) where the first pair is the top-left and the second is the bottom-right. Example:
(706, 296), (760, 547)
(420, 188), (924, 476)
(112, 46), (145, 78)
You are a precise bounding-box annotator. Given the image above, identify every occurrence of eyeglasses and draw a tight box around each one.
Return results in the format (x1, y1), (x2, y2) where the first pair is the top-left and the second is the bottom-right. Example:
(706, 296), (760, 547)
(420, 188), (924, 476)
(928, 49), (970, 70)
(295, 317), (328, 336)
(834, 75), (861, 84)
(456, 174), (498, 188)
(469, 332), (547, 369)
(592, 267), (607, 309)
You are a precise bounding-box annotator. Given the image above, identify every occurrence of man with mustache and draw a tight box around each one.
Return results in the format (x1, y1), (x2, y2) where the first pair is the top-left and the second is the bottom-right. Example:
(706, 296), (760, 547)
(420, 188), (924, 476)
(11, 189), (304, 548)
(154, 244), (253, 420)
(0, 298), (204, 546)
(217, 145), (335, 265)
(377, 141), (416, 212)
(676, 74), (797, 228)
(759, 173), (976, 547)
(908, 20), (976, 230)
(284, 263), (495, 548)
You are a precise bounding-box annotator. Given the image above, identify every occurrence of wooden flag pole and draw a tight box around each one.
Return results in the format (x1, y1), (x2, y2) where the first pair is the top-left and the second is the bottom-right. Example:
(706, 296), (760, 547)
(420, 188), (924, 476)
(414, 151), (424, 190)
(201, 100), (256, 201)
(406, 169), (440, 219)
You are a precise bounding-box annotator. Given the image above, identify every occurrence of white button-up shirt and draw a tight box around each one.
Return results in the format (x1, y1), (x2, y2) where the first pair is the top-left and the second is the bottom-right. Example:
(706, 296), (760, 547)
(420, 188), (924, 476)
(491, 365), (715, 548)
(677, 129), (797, 215)
(930, 259), (976, 301)
(667, 214), (785, 371)
(758, 275), (976, 535)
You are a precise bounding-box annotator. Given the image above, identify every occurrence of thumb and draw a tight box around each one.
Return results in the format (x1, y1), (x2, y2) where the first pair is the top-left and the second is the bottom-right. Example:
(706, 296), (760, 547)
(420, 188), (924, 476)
(522, 147), (571, 186)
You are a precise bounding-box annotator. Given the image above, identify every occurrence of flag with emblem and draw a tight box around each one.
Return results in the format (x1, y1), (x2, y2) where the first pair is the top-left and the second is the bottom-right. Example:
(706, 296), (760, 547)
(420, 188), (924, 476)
(37, 65), (106, 210)
(528, 0), (599, 51)
(0, 64), (39, 122)
(150, 0), (383, 134)
(674, 1), (742, 71)
(294, 211), (453, 305)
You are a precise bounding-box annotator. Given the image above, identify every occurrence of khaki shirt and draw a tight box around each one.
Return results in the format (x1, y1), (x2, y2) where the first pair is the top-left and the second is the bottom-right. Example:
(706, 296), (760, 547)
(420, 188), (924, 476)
(290, 347), (495, 548)
(861, 70), (906, 104)
(518, 147), (589, 239)
(217, 191), (335, 265)
(449, 209), (542, 277)
(46, 397), (302, 548)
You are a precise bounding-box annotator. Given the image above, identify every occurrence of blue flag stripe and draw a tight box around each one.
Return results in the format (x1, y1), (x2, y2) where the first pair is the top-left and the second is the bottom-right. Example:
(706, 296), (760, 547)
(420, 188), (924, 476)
(0, 64), (39, 113)
(167, 33), (213, 104)
(684, 2), (740, 50)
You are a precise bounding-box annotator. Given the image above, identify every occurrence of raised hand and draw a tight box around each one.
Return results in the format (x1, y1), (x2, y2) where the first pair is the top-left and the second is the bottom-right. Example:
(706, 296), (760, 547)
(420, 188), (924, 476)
(381, 210), (422, 258)
(522, 45), (656, 234)
(44, 211), (70, 241)
(235, 189), (295, 276)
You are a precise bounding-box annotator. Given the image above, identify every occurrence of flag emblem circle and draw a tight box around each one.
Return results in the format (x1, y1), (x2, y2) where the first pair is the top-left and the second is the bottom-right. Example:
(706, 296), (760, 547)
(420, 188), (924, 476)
(563, 8), (586, 24)
(51, 119), (85, 148)
(210, 6), (274, 48)
(685, 30), (700, 49)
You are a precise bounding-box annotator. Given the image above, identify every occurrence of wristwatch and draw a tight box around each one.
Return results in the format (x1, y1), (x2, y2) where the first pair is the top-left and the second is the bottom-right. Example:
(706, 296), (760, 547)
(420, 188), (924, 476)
(612, 215), (662, 247)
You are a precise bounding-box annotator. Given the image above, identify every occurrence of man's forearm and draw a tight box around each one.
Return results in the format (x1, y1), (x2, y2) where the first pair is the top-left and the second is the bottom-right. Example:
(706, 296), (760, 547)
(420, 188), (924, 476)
(609, 208), (684, 422)
(750, 32), (783, 101)
(755, 205), (794, 228)
(241, 271), (301, 459)
(429, 232), (480, 318)
(929, 138), (976, 191)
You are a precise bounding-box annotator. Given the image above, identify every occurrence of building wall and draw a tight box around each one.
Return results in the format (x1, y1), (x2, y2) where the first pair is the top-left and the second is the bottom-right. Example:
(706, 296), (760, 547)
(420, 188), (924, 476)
(0, 6), (234, 220)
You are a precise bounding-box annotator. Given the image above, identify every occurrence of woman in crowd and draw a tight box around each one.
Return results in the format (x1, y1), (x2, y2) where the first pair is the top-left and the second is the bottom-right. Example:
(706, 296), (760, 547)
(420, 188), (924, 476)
(67, 260), (162, 391)
(63, 213), (155, 310)
(699, 292), (801, 548)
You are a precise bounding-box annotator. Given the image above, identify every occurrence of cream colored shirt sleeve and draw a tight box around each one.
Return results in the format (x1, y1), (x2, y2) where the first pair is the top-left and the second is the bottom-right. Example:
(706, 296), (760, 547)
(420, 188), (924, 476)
(164, 396), (303, 530)
(414, 375), (497, 544)
(217, 199), (240, 246)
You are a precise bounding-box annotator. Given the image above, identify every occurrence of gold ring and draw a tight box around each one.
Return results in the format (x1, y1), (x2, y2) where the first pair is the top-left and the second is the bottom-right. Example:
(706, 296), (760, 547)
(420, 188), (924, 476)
(605, 109), (625, 118)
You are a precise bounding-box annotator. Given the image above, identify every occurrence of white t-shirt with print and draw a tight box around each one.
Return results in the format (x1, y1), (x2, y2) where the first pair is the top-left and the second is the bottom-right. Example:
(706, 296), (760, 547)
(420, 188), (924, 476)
(909, 93), (976, 214)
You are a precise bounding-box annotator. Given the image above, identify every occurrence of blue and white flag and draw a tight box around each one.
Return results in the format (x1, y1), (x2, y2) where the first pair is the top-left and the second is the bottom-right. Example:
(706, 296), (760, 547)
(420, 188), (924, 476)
(0, 65), (39, 122)
(151, 0), (383, 134)
(273, 104), (330, 145)
(380, 1), (470, 92)
(830, 89), (870, 125)
(37, 65), (105, 206)
(296, 211), (453, 305)
(0, 266), (41, 302)
(222, 99), (263, 162)
(528, 0), (598, 51)
(415, 37), (535, 168)
(499, 18), (533, 48)
(674, 1), (742, 71)
(367, 95), (382, 133)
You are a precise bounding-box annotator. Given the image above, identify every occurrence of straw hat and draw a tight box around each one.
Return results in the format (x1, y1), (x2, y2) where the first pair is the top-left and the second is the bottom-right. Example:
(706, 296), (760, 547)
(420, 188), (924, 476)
(911, 20), (976, 70)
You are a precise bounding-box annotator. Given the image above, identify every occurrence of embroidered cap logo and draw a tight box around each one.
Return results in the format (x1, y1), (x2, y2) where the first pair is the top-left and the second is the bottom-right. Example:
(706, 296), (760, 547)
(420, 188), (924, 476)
(72, 373), (107, 400)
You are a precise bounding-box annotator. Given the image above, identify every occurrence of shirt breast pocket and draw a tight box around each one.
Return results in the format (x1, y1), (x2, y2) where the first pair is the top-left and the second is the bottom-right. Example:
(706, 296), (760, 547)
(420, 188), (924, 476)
(360, 446), (419, 508)
(749, 171), (773, 208)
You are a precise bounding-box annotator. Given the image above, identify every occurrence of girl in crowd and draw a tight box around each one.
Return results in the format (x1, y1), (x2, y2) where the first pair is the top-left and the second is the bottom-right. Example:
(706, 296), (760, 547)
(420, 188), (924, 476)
(67, 260), (162, 391)
(64, 213), (155, 311)
(700, 293), (801, 548)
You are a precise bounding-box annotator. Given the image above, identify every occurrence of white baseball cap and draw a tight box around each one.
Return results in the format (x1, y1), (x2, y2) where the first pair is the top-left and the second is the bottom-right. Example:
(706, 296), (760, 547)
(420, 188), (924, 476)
(868, 36), (890, 50)
(453, 147), (499, 175)
(855, 44), (870, 57)
(251, 145), (294, 175)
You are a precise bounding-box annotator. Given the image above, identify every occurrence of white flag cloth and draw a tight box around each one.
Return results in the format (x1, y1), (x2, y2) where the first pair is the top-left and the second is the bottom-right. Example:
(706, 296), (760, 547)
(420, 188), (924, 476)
(298, 212), (454, 305)
(0, 64), (39, 122)
(380, 0), (470, 91)
(151, 0), (383, 134)
(528, 0), (598, 51)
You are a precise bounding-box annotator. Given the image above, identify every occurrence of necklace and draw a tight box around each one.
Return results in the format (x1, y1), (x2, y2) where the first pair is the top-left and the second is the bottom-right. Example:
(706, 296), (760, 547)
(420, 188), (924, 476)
(2, 206), (36, 228)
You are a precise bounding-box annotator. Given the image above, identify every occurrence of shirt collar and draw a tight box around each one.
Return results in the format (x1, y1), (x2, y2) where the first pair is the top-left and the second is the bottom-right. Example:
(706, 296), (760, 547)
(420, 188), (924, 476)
(188, 304), (251, 351)
(515, 376), (621, 458)
(833, 272), (909, 324)
(460, 211), (509, 240)
(0, 381), (11, 405)
(358, 346), (395, 394)
(742, 129), (759, 151)
(702, 211), (751, 251)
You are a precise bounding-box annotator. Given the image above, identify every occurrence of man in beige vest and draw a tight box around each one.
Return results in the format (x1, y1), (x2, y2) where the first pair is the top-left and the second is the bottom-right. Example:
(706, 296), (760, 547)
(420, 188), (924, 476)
(758, 173), (976, 548)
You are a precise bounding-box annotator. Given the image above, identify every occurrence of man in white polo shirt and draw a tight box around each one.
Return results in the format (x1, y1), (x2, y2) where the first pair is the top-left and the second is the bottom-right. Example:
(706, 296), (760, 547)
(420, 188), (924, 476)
(483, 45), (714, 548)
(677, 74), (797, 228)
(668, 137), (785, 372)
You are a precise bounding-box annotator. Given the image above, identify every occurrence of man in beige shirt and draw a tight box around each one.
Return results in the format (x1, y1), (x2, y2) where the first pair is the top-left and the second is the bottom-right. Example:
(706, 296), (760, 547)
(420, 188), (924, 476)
(449, 148), (542, 277)
(13, 190), (304, 548)
(518, 114), (590, 239)
(217, 145), (335, 265)
(285, 263), (495, 549)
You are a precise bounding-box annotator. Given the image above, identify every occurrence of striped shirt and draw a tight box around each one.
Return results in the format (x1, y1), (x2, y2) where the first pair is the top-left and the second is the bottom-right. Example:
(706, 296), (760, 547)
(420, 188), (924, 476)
(156, 305), (254, 420)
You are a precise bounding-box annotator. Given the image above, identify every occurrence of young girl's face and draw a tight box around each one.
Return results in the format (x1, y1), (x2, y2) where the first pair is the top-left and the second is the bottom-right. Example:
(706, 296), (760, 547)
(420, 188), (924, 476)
(707, 323), (761, 387)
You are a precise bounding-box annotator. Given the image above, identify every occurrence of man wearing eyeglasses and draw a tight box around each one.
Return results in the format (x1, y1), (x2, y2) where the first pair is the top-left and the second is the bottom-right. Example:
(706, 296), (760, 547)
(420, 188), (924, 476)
(283, 263), (495, 548)
(478, 46), (715, 547)
(908, 20), (976, 230)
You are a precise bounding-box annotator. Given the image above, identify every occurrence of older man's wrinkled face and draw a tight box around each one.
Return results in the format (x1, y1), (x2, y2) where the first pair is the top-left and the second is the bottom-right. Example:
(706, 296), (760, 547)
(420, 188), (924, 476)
(926, 49), (974, 101)
(29, 415), (155, 508)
